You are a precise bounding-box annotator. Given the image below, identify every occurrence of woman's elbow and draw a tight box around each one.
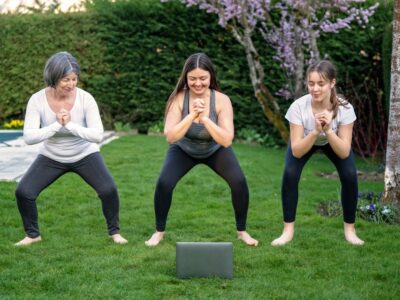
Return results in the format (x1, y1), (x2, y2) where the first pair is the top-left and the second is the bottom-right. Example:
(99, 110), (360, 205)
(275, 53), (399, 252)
(221, 140), (232, 148)
(90, 130), (103, 143)
(291, 147), (303, 159)
(23, 136), (35, 145)
(93, 135), (103, 143)
(23, 132), (37, 145)
(165, 136), (175, 144)
(164, 130), (176, 144)
(221, 135), (233, 148)
(339, 149), (351, 159)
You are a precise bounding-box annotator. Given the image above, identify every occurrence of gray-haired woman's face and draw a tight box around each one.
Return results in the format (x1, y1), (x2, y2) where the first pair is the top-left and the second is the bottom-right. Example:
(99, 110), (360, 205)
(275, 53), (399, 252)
(55, 72), (78, 95)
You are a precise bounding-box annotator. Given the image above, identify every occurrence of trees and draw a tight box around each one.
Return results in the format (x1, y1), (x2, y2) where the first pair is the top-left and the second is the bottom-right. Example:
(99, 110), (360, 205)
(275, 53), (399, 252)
(162, 0), (378, 142)
(384, 0), (400, 205)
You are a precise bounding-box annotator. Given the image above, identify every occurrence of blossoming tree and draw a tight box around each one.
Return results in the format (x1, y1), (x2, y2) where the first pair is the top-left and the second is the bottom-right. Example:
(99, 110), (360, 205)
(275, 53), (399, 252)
(162, 0), (378, 142)
(384, 0), (400, 205)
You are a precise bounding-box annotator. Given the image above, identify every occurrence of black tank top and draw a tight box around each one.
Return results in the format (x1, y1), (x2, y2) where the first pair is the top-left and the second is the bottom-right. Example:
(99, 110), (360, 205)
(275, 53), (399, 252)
(176, 89), (221, 159)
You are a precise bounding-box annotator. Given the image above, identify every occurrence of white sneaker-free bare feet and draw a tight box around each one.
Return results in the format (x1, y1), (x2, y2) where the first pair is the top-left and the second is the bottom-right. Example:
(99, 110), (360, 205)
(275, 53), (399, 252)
(15, 236), (42, 246)
(237, 231), (259, 246)
(344, 223), (364, 246)
(110, 233), (128, 244)
(145, 231), (164, 247)
(271, 222), (294, 246)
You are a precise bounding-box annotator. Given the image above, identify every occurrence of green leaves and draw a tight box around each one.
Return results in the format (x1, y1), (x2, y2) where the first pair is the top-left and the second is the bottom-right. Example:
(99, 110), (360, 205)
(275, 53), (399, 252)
(0, 0), (393, 147)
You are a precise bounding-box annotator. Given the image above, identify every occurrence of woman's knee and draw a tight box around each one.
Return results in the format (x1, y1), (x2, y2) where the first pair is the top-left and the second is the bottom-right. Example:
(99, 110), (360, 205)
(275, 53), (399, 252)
(15, 183), (36, 201)
(339, 166), (357, 184)
(155, 173), (177, 193)
(97, 181), (118, 199)
(229, 174), (248, 192)
(283, 165), (301, 182)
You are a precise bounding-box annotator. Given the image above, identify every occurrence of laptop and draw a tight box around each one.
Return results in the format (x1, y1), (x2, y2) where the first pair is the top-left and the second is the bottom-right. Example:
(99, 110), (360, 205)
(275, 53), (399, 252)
(176, 242), (233, 279)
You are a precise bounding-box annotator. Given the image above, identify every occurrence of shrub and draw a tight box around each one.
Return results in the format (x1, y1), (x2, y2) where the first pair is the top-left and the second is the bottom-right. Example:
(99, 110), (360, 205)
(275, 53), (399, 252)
(318, 191), (400, 224)
(0, 0), (394, 152)
(2, 119), (24, 129)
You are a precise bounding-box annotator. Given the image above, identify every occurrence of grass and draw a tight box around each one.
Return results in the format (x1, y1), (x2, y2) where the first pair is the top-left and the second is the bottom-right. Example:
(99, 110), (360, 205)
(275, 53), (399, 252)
(0, 135), (398, 299)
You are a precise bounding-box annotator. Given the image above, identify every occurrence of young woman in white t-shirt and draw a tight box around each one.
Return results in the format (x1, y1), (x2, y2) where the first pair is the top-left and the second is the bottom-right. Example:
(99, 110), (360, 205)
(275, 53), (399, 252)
(14, 52), (127, 246)
(271, 60), (364, 246)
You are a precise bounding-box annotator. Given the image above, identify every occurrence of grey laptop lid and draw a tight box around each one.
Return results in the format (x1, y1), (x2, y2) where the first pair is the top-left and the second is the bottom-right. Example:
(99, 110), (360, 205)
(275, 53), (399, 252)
(176, 242), (233, 279)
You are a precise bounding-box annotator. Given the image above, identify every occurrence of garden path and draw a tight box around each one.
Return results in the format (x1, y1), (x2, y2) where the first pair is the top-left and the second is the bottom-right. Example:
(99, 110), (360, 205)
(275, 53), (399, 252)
(0, 131), (117, 182)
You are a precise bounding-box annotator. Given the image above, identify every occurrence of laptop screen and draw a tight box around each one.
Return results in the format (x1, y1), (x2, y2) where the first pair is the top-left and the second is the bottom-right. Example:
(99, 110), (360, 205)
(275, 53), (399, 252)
(176, 242), (233, 279)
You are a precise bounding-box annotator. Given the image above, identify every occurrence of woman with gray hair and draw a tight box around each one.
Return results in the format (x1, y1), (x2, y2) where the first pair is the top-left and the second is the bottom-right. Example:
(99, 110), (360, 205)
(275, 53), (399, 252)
(14, 51), (127, 246)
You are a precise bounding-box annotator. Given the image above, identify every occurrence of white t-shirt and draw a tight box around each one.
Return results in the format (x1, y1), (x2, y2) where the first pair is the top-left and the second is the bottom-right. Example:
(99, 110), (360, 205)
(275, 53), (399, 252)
(285, 94), (356, 146)
(23, 88), (103, 163)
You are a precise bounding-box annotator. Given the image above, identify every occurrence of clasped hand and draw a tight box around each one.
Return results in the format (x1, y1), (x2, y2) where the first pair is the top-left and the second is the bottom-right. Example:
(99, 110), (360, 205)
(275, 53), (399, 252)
(192, 98), (206, 121)
(314, 110), (333, 133)
(57, 108), (71, 126)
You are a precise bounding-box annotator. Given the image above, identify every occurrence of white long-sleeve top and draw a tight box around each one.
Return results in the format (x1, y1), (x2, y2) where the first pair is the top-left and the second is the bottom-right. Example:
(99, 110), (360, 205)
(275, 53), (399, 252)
(23, 88), (104, 163)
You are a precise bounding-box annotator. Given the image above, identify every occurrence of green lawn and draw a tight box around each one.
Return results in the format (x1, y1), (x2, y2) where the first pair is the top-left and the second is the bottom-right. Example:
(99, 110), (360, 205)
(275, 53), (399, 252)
(1, 135), (398, 299)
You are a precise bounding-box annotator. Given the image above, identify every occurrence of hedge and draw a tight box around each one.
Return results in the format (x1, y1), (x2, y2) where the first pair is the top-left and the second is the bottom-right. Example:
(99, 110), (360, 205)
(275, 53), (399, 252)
(0, 0), (393, 145)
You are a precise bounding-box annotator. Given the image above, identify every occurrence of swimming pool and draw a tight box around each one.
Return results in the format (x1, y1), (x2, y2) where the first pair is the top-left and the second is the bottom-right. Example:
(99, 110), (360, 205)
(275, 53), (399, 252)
(0, 130), (23, 143)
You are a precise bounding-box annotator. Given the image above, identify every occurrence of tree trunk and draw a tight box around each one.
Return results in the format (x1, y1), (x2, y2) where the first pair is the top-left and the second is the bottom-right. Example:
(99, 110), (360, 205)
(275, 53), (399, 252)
(242, 29), (289, 142)
(293, 26), (320, 99)
(309, 29), (320, 61)
(294, 26), (305, 99)
(383, 0), (400, 205)
(227, 24), (289, 142)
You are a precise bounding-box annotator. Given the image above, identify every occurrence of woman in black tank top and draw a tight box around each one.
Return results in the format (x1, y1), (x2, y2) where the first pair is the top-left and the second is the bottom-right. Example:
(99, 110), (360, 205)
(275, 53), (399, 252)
(145, 53), (258, 247)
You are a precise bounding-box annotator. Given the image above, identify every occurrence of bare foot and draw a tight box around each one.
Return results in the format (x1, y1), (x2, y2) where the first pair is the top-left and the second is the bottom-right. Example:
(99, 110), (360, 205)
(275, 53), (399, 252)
(15, 236), (42, 246)
(145, 231), (164, 247)
(110, 233), (128, 244)
(237, 231), (259, 246)
(271, 222), (294, 246)
(344, 223), (364, 246)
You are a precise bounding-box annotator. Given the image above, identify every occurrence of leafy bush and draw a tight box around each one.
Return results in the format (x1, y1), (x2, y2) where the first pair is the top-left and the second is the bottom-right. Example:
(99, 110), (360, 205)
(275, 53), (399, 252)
(86, 0), (272, 134)
(0, 0), (394, 152)
(113, 121), (132, 132)
(2, 119), (24, 129)
(236, 128), (265, 144)
(357, 191), (399, 224)
(148, 119), (164, 134)
(0, 12), (107, 123)
(236, 127), (285, 148)
(318, 191), (400, 224)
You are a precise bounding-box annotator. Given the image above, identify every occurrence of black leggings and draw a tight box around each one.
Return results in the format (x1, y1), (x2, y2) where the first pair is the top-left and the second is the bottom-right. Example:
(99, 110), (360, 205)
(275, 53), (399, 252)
(282, 143), (358, 223)
(15, 152), (120, 238)
(154, 144), (249, 231)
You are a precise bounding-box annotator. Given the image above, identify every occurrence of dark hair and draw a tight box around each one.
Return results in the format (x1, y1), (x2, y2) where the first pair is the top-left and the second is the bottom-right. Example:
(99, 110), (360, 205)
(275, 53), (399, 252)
(43, 51), (80, 87)
(306, 60), (348, 118)
(165, 53), (220, 116)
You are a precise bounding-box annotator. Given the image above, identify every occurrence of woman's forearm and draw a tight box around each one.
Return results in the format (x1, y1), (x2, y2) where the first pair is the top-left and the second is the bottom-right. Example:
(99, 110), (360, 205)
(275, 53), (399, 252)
(291, 130), (319, 158)
(325, 129), (351, 158)
(201, 117), (233, 147)
(64, 122), (103, 143)
(24, 122), (62, 145)
(164, 112), (197, 144)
